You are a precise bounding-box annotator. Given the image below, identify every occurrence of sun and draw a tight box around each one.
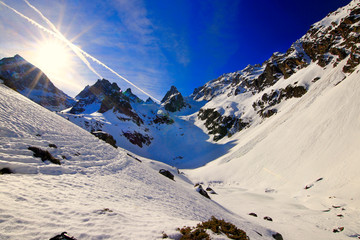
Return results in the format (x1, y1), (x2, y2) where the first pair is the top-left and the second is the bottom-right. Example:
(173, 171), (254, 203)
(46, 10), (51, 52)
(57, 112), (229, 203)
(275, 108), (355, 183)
(34, 39), (71, 76)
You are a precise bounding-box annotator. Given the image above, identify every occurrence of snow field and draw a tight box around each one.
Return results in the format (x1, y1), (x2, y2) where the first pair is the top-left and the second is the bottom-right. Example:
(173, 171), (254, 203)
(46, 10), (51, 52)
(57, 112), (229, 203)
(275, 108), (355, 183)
(0, 83), (275, 239)
(185, 61), (360, 239)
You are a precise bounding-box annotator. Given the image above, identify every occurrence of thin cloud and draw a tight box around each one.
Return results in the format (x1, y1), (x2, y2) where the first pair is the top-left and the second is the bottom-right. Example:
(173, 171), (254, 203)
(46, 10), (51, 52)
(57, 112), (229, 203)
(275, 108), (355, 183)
(0, 0), (161, 102)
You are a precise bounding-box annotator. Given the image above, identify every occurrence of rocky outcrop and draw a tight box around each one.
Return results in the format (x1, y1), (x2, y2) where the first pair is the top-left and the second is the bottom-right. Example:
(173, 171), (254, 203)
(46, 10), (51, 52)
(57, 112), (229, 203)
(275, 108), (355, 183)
(0, 55), (75, 111)
(123, 88), (144, 103)
(159, 169), (174, 180)
(302, 2), (360, 72)
(161, 86), (187, 112)
(91, 131), (117, 148)
(28, 146), (61, 165)
(253, 85), (307, 118)
(194, 184), (211, 199)
(70, 79), (121, 114)
(198, 108), (248, 141)
(122, 131), (152, 148)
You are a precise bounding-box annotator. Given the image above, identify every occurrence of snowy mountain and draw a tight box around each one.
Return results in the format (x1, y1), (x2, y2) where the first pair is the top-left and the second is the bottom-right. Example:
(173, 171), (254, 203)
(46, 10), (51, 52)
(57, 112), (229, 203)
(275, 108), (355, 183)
(0, 82), (277, 239)
(55, 0), (360, 168)
(1, 1), (360, 239)
(0, 54), (75, 111)
(192, 0), (360, 141)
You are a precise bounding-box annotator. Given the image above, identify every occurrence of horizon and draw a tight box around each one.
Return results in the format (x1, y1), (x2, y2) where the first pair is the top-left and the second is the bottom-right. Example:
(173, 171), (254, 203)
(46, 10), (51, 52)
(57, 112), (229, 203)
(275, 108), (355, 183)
(0, 0), (351, 100)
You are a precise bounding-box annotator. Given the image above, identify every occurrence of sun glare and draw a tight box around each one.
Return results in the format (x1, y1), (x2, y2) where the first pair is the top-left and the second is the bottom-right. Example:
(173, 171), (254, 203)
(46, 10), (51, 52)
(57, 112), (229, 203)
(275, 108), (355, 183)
(34, 39), (71, 76)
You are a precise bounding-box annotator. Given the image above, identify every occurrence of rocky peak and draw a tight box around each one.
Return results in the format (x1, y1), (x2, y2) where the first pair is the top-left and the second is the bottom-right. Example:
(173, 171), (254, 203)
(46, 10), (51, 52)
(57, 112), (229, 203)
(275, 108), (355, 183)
(161, 86), (186, 112)
(145, 97), (155, 104)
(0, 54), (75, 111)
(123, 88), (144, 103)
(76, 78), (120, 100)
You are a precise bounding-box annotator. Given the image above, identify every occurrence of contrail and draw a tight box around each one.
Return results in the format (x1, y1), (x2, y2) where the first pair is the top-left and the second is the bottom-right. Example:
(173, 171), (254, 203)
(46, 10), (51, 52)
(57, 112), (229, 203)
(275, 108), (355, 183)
(23, 0), (103, 80)
(0, 0), (161, 102)
(0, 0), (102, 80)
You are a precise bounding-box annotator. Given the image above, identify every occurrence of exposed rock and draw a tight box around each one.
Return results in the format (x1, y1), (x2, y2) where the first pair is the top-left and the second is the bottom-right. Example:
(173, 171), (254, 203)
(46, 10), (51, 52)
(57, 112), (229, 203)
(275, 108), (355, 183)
(161, 86), (187, 112)
(126, 153), (142, 162)
(49, 232), (77, 240)
(205, 187), (217, 194)
(48, 144), (57, 148)
(145, 97), (155, 104)
(159, 169), (174, 180)
(0, 167), (13, 174)
(272, 232), (284, 240)
(122, 131), (152, 148)
(249, 213), (258, 217)
(254, 85), (307, 119)
(333, 227), (344, 233)
(195, 184), (211, 199)
(198, 108), (248, 141)
(153, 115), (174, 125)
(28, 146), (61, 165)
(98, 91), (143, 126)
(123, 88), (143, 103)
(91, 131), (117, 148)
(70, 79), (121, 114)
(263, 216), (273, 221)
(0, 55), (75, 111)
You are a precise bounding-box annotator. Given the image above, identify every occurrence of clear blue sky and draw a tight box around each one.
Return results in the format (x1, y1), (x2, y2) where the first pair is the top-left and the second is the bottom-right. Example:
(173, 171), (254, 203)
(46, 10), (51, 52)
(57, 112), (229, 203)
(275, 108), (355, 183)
(0, 0), (351, 100)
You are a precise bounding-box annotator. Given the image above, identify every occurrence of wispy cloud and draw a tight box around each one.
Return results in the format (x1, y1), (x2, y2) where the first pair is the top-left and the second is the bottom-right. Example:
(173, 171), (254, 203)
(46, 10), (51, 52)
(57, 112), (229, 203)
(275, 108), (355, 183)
(0, 0), (162, 102)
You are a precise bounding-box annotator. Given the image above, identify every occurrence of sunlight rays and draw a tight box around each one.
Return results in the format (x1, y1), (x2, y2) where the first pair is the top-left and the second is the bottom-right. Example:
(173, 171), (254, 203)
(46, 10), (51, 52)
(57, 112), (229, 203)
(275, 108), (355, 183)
(0, 0), (161, 103)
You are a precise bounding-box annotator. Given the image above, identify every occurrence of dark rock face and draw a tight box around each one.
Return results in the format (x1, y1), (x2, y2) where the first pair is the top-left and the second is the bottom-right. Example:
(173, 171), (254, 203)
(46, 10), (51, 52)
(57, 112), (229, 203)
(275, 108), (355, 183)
(122, 131), (152, 148)
(123, 88), (144, 103)
(28, 146), (61, 165)
(70, 79), (121, 114)
(91, 131), (117, 148)
(0, 55), (75, 111)
(159, 169), (174, 180)
(195, 184), (211, 199)
(161, 86), (187, 112)
(145, 97), (155, 104)
(253, 85), (307, 118)
(153, 115), (174, 125)
(71, 79), (144, 126)
(302, 5), (360, 72)
(198, 108), (248, 141)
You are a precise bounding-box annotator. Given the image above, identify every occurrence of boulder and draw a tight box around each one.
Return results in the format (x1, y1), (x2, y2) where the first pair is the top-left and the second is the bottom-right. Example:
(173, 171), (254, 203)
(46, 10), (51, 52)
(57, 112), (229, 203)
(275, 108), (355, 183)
(0, 167), (13, 174)
(28, 146), (61, 165)
(159, 169), (174, 180)
(195, 184), (211, 199)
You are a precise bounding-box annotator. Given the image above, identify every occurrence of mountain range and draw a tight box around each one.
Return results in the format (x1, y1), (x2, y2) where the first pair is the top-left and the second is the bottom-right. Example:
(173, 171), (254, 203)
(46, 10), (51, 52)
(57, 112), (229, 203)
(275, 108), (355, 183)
(1, 1), (360, 239)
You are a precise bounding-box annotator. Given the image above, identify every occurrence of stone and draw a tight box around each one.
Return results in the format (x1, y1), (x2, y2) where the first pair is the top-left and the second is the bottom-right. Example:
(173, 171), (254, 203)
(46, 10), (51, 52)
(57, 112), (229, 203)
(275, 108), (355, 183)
(91, 131), (117, 148)
(159, 169), (174, 180)
(28, 146), (61, 165)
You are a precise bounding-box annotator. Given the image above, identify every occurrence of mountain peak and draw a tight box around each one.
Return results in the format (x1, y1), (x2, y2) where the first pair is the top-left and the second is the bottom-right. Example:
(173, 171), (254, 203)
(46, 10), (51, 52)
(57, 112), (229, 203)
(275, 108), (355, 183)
(0, 55), (74, 111)
(161, 86), (186, 112)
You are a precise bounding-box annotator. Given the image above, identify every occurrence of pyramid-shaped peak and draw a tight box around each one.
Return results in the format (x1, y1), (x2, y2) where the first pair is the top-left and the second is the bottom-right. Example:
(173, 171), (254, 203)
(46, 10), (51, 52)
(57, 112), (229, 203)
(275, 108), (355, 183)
(161, 86), (181, 103)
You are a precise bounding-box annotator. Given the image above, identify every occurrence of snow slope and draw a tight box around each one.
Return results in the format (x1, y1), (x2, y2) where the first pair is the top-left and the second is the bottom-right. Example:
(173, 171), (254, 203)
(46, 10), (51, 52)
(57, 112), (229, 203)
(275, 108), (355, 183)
(186, 59), (360, 239)
(0, 83), (276, 239)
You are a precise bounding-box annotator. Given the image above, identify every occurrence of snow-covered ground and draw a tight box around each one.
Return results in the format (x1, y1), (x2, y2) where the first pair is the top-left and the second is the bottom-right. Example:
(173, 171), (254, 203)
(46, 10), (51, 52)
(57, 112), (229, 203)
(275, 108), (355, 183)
(186, 61), (360, 239)
(0, 83), (276, 239)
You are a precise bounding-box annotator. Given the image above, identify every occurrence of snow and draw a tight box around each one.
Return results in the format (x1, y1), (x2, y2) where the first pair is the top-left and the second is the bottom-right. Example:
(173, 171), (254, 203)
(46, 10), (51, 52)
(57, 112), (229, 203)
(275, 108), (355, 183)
(0, 83), (275, 239)
(186, 62), (360, 239)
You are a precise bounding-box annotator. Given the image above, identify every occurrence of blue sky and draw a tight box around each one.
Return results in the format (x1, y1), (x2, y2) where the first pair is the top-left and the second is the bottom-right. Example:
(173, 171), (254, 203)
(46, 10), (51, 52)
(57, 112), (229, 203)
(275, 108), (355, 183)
(0, 0), (351, 100)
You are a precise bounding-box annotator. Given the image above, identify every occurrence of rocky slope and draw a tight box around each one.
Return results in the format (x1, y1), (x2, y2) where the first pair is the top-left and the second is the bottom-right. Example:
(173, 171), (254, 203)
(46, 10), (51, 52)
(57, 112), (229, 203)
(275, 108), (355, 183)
(0, 54), (75, 111)
(2, 1), (358, 168)
(192, 0), (360, 141)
